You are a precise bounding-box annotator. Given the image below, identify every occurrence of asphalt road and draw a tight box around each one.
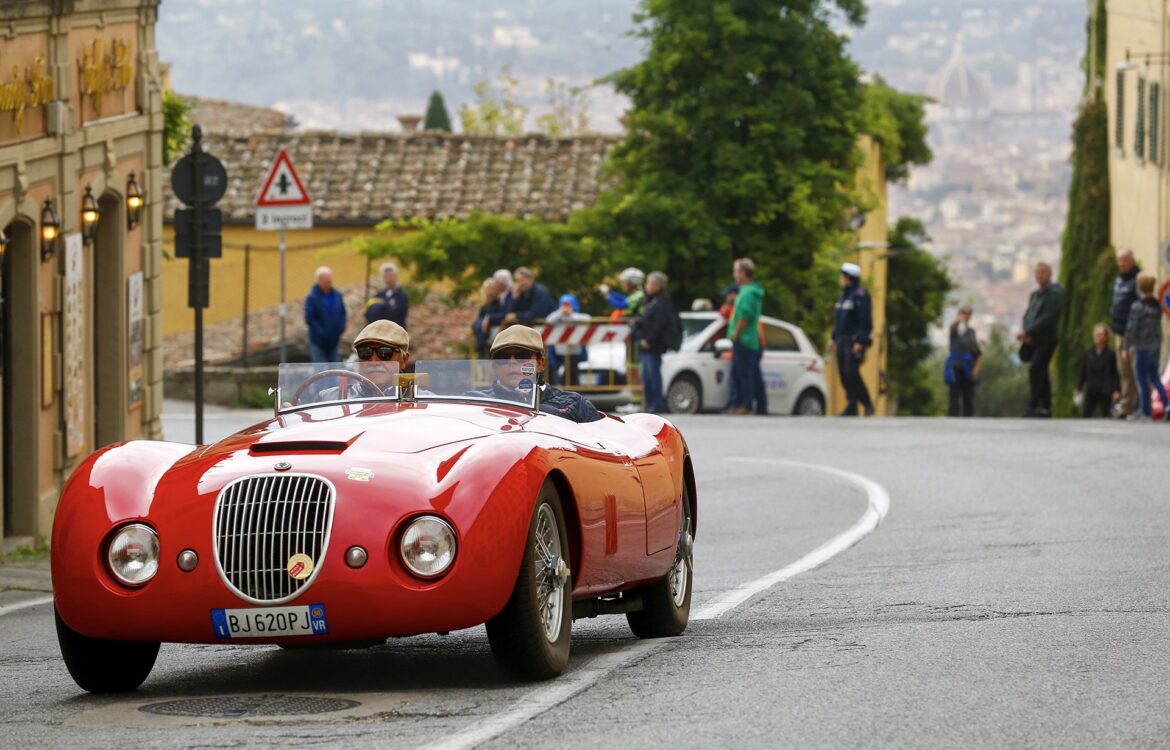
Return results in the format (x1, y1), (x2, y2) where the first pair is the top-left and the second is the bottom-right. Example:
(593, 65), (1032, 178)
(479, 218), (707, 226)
(2, 412), (1168, 748)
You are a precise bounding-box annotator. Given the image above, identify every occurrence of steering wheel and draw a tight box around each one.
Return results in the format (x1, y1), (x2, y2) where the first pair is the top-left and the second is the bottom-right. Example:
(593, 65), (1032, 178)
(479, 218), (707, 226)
(290, 368), (383, 406)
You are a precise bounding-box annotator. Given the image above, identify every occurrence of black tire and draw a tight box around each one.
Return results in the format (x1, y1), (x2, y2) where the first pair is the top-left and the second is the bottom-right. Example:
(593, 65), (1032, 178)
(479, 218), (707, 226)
(793, 388), (826, 417)
(486, 481), (572, 680)
(666, 373), (703, 415)
(55, 606), (160, 693)
(627, 483), (693, 638)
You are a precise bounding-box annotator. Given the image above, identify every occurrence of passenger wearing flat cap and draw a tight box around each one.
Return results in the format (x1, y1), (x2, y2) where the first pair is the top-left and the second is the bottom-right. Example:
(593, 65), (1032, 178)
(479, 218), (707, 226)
(470, 325), (603, 423)
(317, 320), (410, 402)
(831, 262), (875, 417)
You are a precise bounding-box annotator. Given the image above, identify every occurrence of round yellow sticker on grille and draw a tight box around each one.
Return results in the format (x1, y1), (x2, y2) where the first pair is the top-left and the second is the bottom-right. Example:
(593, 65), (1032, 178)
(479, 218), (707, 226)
(287, 553), (314, 580)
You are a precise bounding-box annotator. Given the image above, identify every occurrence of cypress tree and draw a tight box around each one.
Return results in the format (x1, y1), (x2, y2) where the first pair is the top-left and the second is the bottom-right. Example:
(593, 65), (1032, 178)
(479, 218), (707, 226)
(1055, 0), (1113, 416)
(424, 91), (452, 132)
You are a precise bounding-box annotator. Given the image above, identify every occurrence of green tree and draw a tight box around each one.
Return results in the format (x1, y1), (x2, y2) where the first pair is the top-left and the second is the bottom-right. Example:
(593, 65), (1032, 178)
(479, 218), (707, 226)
(862, 76), (933, 184)
(974, 324), (1031, 417)
(460, 66), (526, 136)
(162, 89), (191, 166)
(536, 79), (591, 136)
(885, 218), (953, 415)
(1055, 0), (1112, 417)
(571, 0), (869, 340)
(424, 91), (453, 132)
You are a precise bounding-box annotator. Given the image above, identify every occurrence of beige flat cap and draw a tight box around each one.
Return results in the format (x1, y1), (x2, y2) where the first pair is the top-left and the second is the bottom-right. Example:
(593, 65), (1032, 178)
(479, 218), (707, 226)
(490, 325), (545, 355)
(354, 320), (410, 350)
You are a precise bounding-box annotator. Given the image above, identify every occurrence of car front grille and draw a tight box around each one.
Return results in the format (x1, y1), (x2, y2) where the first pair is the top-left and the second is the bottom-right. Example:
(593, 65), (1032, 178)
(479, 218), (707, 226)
(213, 474), (335, 603)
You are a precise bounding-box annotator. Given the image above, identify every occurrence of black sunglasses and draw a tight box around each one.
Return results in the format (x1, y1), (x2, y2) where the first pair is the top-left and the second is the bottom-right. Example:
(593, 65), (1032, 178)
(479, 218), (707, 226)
(493, 349), (538, 361)
(355, 344), (402, 361)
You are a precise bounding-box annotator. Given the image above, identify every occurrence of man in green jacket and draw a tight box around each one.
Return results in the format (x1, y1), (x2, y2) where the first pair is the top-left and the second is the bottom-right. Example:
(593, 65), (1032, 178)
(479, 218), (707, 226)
(728, 258), (766, 414)
(1017, 262), (1065, 417)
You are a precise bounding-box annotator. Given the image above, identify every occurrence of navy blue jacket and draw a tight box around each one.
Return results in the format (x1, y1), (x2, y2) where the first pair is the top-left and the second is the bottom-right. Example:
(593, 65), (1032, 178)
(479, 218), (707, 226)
(832, 284), (872, 345)
(472, 298), (508, 358)
(510, 283), (557, 323)
(304, 285), (347, 349)
(468, 381), (602, 423)
(1110, 267), (1140, 335)
(365, 286), (409, 328)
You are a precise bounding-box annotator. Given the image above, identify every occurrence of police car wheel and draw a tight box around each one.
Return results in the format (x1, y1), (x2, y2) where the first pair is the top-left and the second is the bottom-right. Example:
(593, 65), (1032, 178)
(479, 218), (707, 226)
(794, 389), (825, 416)
(667, 374), (702, 415)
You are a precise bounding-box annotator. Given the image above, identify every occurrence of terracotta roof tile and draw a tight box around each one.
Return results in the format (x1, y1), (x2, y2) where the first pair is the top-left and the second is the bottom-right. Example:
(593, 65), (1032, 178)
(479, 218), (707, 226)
(165, 131), (620, 224)
(184, 95), (297, 135)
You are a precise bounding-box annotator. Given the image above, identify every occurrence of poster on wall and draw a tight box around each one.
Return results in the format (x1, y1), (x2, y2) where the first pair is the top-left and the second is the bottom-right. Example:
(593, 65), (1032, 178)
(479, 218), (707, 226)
(64, 233), (86, 457)
(127, 272), (144, 408)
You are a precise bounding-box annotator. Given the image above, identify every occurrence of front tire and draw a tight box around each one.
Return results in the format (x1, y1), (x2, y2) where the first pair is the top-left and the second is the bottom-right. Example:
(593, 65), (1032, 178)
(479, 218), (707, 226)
(793, 388), (825, 416)
(486, 481), (572, 680)
(55, 606), (160, 693)
(666, 373), (702, 415)
(627, 483), (693, 638)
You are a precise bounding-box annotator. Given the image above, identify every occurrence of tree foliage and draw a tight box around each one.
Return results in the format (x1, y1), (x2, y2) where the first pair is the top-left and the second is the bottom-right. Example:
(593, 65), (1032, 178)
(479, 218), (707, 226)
(162, 89), (191, 166)
(459, 66), (526, 136)
(973, 324), (1031, 417)
(424, 90), (452, 132)
(862, 76), (933, 184)
(1055, 0), (1112, 417)
(535, 79), (591, 136)
(885, 218), (953, 415)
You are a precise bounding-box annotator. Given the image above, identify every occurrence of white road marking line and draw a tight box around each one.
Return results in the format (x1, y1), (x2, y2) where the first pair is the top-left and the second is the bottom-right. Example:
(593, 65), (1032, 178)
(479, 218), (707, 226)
(693, 458), (889, 620)
(426, 458), (889, 750)
(0, 595), (53, 617)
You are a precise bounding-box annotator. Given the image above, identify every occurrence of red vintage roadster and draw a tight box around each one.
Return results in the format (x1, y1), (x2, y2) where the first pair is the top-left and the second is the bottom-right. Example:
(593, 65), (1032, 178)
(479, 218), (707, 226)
(52, 360), (696, 692)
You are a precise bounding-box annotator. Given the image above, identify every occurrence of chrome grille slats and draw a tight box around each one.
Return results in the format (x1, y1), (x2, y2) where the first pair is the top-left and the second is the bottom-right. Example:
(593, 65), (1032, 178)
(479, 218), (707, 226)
(212, 474), (335, 604)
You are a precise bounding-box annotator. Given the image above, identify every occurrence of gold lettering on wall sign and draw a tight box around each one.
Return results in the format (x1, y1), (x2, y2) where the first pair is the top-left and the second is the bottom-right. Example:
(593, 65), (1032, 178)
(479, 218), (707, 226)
(78, 38), (133, 115)
(0, 56), (54, 134)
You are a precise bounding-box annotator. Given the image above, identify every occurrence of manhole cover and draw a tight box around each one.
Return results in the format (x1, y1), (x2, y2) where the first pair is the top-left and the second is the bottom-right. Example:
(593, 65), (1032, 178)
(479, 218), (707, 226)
(139, 695), (360, 718)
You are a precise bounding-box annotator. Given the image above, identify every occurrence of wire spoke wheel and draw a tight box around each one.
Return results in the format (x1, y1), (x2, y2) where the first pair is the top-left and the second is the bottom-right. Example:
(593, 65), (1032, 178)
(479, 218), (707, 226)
(534, 504), (566, 642)
(627, 481), (693, 639)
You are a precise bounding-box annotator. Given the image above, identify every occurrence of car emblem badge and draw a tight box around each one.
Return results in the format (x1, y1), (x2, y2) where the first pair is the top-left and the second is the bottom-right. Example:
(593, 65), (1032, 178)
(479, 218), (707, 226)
(287, 553), (314, 580)
(274, 462), (292, 472)
(346, 467), (374, 482)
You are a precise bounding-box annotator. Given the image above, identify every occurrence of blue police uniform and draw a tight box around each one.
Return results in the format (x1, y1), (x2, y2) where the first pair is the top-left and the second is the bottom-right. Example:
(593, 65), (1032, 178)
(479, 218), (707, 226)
(832, 283), (875, 416)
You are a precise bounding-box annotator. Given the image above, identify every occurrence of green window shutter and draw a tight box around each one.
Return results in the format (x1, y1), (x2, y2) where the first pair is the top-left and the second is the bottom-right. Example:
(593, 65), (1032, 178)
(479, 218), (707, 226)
(1150, 82), (1161, 165)
(1136, 78), (1146, 160)
(1116, 71), (1126, 151)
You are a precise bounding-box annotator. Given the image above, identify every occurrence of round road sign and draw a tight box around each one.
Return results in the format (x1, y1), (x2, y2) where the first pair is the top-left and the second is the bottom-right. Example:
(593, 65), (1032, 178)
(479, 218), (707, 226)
(171, 152), (228, 206)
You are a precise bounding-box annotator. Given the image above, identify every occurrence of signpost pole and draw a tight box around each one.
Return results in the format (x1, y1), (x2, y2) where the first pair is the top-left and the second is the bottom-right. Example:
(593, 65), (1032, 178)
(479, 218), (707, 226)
(191, 126), (205, 445)
(279, 228), (287, 363)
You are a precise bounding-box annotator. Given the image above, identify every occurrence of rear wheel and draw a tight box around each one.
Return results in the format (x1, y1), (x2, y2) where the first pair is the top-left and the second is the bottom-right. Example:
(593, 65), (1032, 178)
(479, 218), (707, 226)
(55, 607), (160, 693)
(666, 373), (702, 415)
(486, 481), (572, 680)
(627, 483), (693, 638)
(793, 388), (825, 416)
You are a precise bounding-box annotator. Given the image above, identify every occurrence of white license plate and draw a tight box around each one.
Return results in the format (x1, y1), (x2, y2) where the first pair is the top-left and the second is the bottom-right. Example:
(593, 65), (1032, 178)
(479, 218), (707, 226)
(211, 604), (328, 639)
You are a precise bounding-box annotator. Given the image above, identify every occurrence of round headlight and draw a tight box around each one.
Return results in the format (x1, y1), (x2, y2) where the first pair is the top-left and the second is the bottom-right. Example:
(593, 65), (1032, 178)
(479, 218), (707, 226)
(107, 523), (160, 586)
(399, 516), (456, 579)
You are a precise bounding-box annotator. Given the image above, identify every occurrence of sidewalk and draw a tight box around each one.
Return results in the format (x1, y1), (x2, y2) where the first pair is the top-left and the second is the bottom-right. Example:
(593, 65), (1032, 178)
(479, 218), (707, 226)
(0, 548), (52, 615)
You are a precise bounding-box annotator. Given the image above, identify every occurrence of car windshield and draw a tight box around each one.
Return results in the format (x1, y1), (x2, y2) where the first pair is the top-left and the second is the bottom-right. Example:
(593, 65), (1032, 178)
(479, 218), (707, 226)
(276, 361), (402, 413)
(413, 359), (538, 410)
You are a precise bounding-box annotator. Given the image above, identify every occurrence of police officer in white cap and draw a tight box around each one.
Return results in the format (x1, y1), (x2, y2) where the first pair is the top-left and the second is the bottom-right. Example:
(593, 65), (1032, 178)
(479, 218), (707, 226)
(831, 262), (875, 416)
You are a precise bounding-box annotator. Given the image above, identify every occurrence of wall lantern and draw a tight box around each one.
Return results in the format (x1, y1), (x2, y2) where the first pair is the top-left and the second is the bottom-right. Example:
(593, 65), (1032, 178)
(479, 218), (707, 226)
(80, 185), (100, 244)
(40, 198), (60, 262)
(126, 172), (144, 230)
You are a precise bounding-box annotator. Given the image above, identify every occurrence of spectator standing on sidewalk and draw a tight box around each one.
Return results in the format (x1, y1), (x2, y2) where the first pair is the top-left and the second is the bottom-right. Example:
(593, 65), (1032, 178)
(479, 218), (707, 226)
(1074, 324), (1120, 418)
(304, 266), (347, 362)
(545, 293), (591, 386)
(364, 262), (409, 329)
(1017, 262), (1064, 418)
(1122, 274), (1170, 421)
(472, 277), (506, 359)
(635, 271), (682, 413)
(1109, 248), (1141, 418)
(945, 305), (981, 417)
(503, 266), (556, 326)
(727, 259), (766, 414)
(601, 267), (646, 320)
(831, 262), (875, 416)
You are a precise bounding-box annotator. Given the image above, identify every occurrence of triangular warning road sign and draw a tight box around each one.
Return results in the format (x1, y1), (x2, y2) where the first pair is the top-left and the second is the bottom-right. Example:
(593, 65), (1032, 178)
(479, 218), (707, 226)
(256, 149), (312, 207)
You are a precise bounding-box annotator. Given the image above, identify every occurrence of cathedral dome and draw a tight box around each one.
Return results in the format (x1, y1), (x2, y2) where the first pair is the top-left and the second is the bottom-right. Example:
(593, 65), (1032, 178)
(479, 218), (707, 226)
(929, 39), (992, 111)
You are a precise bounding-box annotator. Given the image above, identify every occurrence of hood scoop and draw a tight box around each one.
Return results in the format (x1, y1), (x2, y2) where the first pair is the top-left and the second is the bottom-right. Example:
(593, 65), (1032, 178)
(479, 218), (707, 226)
(249, 440), (350, 455)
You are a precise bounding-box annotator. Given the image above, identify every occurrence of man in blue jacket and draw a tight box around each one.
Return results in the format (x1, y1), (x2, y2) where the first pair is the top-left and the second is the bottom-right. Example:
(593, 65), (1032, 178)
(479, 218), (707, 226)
(831, 262), (875, 416)
(502, 266), (557, 325)
(304, 266), (347, 362)
(1108, 248), (1140, 418)
(364, 262), (409, 329)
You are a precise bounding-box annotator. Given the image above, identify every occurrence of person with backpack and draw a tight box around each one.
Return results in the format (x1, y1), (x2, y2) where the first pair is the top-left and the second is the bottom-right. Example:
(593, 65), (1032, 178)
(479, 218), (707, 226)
(728, 258), (767, 415)
(634, 271), (682, 413)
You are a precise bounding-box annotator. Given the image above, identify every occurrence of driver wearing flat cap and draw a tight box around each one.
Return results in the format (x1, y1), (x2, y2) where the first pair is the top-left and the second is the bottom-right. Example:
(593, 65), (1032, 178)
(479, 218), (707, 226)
(471, 325), (602, 423)
(317, 320), (410, 401)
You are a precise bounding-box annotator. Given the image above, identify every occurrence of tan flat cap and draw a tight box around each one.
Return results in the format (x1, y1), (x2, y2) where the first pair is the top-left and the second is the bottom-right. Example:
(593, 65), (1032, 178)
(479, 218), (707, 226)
(490, 325), (545, 355)
(354, 320), (410, 350)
